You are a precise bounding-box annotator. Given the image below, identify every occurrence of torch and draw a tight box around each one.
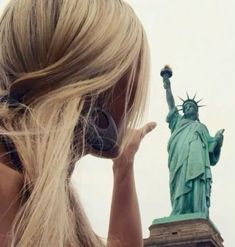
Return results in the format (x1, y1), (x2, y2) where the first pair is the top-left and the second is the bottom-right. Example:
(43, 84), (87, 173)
(160, 65), (173, 79)
(160, 65), (173, 89)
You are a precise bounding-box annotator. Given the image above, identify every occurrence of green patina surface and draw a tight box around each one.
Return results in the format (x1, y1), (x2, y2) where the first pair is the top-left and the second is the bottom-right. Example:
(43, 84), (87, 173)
(152, 212), (207, 224)
(161, 66), (224, 216)
(152, 213), (220, 233)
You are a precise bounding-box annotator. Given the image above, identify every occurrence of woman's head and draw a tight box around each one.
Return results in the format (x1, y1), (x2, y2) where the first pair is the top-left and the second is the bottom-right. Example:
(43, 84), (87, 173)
(0, 0), (149, 158)
(0, 0), (149, 245)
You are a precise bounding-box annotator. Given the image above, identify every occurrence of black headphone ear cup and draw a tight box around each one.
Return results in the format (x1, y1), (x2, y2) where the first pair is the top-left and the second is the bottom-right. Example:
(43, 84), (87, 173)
(0, 136), (23, 172)
(85, 107), (118, 152)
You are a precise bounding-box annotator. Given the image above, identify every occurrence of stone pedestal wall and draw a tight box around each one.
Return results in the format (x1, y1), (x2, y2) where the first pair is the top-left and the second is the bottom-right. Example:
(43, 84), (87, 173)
(144, 214), (223, 247)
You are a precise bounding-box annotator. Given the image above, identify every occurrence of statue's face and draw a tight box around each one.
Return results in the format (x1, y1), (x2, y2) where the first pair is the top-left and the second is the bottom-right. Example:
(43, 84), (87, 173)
(183, 102), (198, 119)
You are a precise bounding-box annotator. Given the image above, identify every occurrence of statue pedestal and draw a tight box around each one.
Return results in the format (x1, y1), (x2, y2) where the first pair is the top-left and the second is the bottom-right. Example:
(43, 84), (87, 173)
(144, 213), (224, 247)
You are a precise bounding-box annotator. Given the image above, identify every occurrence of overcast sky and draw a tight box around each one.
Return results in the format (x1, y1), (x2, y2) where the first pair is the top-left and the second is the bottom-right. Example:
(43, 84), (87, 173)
(1, 1), (235, 246)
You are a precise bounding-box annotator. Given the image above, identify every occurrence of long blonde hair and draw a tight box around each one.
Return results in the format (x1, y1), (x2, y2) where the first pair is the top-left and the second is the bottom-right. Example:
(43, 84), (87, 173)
(0, 0), (150, 246)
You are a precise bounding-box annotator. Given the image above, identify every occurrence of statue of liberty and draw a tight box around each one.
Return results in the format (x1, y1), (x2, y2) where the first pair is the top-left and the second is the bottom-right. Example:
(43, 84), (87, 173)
(161, 66), (224, 216)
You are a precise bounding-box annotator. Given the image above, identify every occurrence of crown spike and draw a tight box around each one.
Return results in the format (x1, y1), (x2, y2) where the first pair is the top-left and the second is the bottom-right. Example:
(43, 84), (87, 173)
(198, 105), (206, 108)
(178, 96), (184, 102)
(186, 91), (190, 99)
(177, 108), (183, 112)
(193, 93), (197, 100)
(197, 99), (203, 103)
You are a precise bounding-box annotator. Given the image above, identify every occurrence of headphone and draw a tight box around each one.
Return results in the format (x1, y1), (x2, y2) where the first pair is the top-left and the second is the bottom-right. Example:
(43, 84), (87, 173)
(0, 136), (23, 172)
(85, 107), (118, 152)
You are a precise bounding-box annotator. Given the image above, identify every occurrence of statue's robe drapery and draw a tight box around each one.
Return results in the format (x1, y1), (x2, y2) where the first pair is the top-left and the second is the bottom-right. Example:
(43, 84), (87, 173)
(167, 108), (222, 215)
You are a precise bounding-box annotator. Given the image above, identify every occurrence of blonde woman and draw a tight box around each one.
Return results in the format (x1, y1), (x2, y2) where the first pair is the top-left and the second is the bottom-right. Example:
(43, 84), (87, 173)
(0, 0), (156, 246)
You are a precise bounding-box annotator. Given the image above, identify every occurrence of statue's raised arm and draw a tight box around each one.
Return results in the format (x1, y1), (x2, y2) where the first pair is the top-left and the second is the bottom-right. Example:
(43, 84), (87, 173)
(160, 66), (175, 111)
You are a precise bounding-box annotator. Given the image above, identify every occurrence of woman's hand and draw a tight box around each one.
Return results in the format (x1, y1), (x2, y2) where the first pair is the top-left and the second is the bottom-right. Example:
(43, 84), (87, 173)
(112, 122), (157, 175)
(108, 121), (156, 247)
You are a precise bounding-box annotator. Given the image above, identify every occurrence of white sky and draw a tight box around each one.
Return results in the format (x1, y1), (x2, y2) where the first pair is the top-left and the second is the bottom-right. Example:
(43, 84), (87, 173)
(1, 0), (235, 246)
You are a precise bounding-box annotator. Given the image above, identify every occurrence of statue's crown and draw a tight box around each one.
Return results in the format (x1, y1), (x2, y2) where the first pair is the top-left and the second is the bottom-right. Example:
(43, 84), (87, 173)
(178, 93), (205, 111)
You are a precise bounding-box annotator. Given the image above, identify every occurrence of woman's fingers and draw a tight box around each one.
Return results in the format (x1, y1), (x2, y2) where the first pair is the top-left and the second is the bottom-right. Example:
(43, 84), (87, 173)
(139, 122), (157, 139)
(127, 122), (157, 150)
(113, 122), (157, 164)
